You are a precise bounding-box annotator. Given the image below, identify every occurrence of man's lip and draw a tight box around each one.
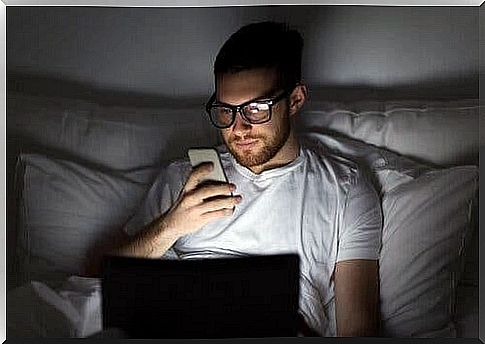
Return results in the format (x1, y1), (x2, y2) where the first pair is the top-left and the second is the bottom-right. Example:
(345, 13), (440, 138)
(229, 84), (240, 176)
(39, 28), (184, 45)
(234, 139), (259, 146)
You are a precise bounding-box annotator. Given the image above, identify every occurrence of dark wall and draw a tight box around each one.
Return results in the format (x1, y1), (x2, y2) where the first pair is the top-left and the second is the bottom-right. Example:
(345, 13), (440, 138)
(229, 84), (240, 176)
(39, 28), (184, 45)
(7, 6), (479, 99)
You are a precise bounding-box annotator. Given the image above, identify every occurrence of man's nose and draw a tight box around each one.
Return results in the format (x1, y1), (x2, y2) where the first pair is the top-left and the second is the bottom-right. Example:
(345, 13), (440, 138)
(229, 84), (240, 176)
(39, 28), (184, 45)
(232, 110), (252, 134)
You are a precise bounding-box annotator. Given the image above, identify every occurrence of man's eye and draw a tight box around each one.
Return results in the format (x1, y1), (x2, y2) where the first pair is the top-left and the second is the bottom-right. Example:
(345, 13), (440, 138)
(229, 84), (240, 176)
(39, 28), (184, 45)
(216, 107), (232, 115)
(247, 103), (270, 113)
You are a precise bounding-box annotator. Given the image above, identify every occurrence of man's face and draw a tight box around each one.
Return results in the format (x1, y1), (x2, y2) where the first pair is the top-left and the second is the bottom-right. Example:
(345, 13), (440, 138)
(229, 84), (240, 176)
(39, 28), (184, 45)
(216, 68), (292, 169)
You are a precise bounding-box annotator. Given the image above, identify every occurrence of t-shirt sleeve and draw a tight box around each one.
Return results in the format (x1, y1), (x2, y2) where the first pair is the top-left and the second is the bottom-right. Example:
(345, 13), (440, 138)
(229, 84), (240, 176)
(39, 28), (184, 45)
(336, 169), (382, 263)
(122, 161), (191, 255)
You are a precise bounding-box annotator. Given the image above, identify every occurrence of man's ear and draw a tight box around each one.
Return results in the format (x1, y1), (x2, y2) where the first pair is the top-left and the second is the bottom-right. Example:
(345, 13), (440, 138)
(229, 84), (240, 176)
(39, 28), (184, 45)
(288, 84), (308, 117)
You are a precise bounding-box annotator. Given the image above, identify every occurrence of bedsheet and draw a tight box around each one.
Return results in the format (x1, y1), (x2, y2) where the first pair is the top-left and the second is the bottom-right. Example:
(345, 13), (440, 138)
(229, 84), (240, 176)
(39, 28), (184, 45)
(7, 276), (102, 338)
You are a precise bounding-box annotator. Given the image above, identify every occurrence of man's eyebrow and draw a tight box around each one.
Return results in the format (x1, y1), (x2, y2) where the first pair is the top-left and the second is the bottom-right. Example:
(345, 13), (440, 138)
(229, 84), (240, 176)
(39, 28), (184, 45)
(216, 89), (279, 106)
(255, 89), (280, 100)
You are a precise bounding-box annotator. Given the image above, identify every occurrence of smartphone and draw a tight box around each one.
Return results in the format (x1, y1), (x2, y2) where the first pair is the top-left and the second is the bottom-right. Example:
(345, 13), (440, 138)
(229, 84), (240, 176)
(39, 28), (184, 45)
(188, 148), (229, 184)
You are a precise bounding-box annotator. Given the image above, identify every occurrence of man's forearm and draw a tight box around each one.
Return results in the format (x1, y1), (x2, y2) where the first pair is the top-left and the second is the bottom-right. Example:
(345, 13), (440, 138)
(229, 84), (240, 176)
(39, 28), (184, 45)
(334, 259), (380, 337)
(336, 316), (379, 337)
(114, 216), (179, 259)
(82, 215), (179, 277)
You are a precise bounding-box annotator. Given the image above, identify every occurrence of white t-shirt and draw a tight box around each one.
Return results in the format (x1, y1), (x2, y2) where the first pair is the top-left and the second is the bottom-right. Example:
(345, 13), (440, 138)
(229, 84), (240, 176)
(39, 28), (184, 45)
(124, 144), (382, 336)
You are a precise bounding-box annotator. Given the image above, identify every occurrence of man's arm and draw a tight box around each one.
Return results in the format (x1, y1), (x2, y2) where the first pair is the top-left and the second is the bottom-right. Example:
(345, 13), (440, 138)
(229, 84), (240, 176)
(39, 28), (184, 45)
(81, 216), (177, 277)
(334, 259), (380, 337)
(82, 162), (240, 277)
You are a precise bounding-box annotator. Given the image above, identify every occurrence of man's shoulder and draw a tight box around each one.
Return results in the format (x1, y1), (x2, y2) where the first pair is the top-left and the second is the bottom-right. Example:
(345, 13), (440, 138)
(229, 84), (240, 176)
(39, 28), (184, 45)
(166, 158), (192, 172)
(149, 157), (192, 187)
(303, 144), (362, 186)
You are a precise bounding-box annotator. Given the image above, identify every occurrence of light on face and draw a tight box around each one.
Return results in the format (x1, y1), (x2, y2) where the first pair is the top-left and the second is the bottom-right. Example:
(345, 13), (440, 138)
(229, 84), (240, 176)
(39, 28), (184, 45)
(247, 103), (270, 114)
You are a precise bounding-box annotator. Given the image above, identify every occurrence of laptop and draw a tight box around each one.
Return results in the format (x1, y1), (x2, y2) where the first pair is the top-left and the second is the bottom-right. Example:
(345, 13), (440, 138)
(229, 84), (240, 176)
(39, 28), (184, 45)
(101, 254), (300, 338)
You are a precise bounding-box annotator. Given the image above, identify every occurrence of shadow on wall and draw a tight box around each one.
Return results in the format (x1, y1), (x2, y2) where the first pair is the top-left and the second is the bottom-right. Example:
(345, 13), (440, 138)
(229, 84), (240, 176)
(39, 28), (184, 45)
(7, 71), (479, 107)
(307, 76), (478, 102)
(8, 6), (478, 98)
(7, 72), (210, 109)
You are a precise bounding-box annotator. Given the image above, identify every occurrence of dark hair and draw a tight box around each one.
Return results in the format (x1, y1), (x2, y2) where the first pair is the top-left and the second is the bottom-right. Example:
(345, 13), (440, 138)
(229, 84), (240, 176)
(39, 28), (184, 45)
(214, 21), (303, 90)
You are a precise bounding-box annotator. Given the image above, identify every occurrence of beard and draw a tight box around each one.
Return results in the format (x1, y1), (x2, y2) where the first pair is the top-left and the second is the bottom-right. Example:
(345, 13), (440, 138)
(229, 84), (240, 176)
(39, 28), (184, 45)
(223, 116), (292, 169)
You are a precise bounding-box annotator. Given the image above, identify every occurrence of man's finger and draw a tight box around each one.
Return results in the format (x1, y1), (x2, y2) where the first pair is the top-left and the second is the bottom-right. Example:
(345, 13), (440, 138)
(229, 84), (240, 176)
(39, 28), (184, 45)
(196, 195), (242, 213)
(189, 183), (236, 201)
(184, 162), (214, 191)
(200, 208), (234, 222)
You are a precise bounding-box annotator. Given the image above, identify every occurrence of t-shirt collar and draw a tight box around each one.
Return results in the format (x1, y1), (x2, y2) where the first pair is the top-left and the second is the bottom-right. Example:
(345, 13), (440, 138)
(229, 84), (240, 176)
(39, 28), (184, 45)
(229, 146), (305, 181)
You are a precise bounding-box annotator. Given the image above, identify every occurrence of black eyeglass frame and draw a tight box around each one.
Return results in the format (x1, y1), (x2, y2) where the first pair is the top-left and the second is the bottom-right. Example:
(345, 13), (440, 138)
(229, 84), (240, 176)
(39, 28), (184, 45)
(205, 87), (294, 129)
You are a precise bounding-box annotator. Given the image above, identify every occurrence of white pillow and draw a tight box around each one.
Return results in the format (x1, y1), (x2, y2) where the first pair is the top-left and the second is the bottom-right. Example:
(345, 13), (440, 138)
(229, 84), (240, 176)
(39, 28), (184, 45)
(15, 153), (158, 284)
(298, 99), (479, 167)
(300, 132), (478, 337)
(8, 92), (220, 170)
(379, 166), (477, 337)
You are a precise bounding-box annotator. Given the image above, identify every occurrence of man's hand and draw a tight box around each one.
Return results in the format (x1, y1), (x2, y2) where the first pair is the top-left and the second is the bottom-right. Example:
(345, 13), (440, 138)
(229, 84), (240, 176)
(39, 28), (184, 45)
(334, 259), (380, 337)
(82, 162), (241, 276)
(163, 162), (242, 239)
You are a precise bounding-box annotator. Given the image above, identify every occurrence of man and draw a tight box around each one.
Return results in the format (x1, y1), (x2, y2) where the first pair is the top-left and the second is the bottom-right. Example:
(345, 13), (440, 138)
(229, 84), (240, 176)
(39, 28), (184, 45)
(88, 21), (382, 337)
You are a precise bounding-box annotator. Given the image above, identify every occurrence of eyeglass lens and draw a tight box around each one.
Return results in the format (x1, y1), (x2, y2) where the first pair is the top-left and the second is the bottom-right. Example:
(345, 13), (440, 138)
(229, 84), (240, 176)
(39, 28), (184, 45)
(210, 102), (271, 128)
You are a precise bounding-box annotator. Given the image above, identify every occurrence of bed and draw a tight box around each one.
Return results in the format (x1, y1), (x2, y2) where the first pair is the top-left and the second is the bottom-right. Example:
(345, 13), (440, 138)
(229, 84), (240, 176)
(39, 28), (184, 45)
(6, 81), (479, 338)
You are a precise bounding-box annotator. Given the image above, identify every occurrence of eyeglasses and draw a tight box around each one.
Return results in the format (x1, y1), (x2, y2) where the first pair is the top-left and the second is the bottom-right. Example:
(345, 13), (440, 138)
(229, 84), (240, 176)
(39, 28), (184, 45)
(205, 89), (291, 129)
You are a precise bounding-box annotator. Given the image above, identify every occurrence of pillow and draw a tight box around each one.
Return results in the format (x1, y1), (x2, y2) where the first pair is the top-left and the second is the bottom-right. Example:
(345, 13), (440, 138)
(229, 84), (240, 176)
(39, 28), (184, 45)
(300, 132), (478, 337)
(298, 98), (479, 166)
(15, 153), (159, 285)
(8, 92), (220, 170)
(379, 166), (478, 337)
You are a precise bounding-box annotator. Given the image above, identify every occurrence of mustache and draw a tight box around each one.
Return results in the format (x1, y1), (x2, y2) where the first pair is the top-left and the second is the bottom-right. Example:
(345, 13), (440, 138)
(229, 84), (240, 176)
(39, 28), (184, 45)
(229, 135), (263, 142)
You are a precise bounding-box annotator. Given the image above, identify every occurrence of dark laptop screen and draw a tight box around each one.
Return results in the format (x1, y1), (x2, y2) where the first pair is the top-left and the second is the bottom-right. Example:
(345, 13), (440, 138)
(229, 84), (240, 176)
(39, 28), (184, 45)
(102, 254), (300, 338)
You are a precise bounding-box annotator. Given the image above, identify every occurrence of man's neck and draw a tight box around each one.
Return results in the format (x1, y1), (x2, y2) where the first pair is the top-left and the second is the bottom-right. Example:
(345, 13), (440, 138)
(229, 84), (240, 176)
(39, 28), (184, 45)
(248, 130), (300, 175)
